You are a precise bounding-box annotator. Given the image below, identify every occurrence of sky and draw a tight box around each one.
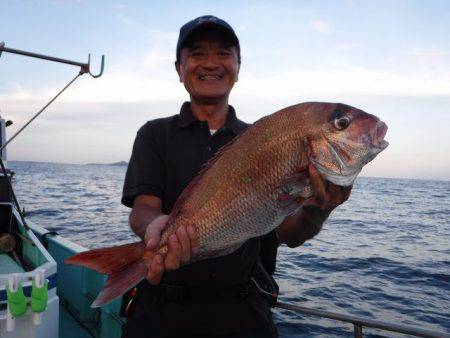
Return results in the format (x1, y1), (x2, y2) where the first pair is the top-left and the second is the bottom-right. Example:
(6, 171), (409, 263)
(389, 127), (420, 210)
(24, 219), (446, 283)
(0, 0), (449, 181)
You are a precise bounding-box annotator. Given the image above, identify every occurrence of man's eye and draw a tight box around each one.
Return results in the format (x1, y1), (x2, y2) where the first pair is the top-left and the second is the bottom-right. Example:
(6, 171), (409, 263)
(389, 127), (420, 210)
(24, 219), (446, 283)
(218, 50), (231, 56)
(189, 51), (204, 57)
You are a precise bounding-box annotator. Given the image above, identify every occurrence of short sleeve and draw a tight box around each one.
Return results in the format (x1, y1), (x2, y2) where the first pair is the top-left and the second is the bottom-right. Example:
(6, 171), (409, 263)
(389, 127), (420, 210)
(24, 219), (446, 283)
(121, 123), (165, 208)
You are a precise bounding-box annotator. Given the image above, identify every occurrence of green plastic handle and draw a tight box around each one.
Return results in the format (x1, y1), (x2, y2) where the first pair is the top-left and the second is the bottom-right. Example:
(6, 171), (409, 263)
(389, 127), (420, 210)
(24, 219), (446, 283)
(6, 283), (27, 317)
(31, 279), (48, 313)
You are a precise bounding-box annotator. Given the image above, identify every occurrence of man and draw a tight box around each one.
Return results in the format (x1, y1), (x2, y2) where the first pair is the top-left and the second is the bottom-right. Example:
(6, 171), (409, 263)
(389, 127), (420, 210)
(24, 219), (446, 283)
(121, 15), (351, 338)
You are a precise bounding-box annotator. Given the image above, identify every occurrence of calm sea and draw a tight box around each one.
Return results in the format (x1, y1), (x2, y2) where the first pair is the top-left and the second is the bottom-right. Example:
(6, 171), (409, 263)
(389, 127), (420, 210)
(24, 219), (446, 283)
(8, 161), (450, 337)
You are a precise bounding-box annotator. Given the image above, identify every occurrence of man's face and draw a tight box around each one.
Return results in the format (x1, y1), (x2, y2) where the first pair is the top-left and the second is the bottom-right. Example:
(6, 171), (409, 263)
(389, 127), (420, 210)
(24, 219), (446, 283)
(176, 31), (240, 104)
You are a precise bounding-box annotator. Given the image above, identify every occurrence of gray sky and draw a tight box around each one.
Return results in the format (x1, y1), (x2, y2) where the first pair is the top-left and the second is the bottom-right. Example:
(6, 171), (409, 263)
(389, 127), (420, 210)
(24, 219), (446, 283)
(1, 0), (449, 180)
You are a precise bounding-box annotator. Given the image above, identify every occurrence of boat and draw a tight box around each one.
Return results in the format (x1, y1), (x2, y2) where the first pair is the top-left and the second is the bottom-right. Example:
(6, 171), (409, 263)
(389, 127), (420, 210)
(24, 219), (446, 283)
(0, 41), (449, 338)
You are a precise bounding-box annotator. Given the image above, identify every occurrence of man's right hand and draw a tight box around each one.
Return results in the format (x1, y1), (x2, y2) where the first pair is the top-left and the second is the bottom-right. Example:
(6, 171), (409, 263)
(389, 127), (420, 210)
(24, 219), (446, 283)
(144, 215), (199, 284)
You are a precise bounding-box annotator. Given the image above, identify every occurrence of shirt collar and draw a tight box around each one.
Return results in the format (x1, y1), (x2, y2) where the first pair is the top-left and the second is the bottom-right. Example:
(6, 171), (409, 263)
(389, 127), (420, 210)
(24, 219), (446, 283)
(177, 101), (247, 135)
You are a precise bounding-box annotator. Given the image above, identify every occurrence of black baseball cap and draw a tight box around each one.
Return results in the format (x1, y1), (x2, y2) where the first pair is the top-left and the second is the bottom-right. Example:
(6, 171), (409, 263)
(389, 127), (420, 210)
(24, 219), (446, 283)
(176, 15), (240, 63)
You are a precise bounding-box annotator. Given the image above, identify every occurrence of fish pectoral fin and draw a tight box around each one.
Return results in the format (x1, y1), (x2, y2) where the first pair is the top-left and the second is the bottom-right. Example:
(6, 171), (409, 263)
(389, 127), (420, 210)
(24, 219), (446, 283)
(278, 170), (309, 188)
(277, 170), (313, 215)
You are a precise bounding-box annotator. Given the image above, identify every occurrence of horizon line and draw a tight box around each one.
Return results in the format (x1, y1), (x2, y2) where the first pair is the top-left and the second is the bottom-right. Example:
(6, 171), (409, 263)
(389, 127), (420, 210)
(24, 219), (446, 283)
(7, 159), (450, 183)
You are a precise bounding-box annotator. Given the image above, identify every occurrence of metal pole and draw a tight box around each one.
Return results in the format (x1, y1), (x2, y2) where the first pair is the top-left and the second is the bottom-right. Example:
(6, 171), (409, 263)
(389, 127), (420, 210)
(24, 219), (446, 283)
(275, 302), (450, 338)
(354, 323), (363, 338)
(0, 45), (88, 71)
(0, 42), (105, 77)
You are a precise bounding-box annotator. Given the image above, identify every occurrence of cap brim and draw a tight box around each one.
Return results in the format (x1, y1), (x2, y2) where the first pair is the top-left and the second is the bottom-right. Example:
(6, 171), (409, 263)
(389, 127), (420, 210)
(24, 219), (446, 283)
(180, 23), (239, 48)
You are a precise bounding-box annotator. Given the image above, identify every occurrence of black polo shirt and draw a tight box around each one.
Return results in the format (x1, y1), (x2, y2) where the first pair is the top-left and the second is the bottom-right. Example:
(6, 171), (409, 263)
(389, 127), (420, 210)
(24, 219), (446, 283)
(121, 102), (278, 334)
(122, 101), (248, 213)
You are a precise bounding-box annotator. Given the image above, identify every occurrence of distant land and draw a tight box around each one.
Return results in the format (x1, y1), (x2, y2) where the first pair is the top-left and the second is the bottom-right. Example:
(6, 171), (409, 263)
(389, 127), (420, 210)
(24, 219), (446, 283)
(85, 161), (128, 166)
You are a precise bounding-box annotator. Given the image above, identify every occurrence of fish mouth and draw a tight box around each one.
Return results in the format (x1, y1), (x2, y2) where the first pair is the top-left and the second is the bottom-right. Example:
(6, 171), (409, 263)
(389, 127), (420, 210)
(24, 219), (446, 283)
(371, 121), (389, 150)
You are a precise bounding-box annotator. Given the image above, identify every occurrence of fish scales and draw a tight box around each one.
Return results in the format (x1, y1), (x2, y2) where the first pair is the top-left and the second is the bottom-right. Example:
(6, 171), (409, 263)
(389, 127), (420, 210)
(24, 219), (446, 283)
(161, 110), (309, 258)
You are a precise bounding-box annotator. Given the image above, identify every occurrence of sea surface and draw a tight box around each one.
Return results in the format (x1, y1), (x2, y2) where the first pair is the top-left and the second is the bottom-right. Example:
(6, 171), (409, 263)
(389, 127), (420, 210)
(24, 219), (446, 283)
(8, 161), (450, 337)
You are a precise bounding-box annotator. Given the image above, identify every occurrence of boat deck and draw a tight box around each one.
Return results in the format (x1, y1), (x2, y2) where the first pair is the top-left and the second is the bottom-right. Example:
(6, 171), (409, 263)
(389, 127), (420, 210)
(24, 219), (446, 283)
(0, 254), (24, 274)
(60, 304), (92, 338)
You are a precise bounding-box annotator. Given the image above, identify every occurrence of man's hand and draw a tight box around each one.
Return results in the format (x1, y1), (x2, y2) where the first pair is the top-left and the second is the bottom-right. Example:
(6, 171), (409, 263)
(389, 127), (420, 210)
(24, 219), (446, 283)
(304, 162), (352, 214)
(144, 215), (199, 285)
(276, 163), (353, 247)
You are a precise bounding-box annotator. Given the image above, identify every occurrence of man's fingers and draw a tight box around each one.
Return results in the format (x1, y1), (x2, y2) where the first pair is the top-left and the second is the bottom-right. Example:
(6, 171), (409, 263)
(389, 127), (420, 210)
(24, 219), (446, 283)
(328, 182), (341, 202)
(176, 226), (191, 264)
(165, 235), (181, 270)
(343, 185), (353, 195)
(145, 215), (170, 249)
(187, 225), (199, 256)
(308, 162), (326, 202)
(341, 185), (353, 201)
(145, 227), (162, 249)
(147, 255), (164, 285)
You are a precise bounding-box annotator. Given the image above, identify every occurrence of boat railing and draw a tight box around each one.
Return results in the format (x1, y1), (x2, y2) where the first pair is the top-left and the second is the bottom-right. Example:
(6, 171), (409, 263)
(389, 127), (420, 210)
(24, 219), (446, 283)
(275, 301), (450, 338)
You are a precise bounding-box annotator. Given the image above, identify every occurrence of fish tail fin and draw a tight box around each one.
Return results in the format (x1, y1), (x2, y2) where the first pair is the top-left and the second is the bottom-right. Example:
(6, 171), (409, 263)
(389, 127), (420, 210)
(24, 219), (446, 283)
(65, 241), (150, 307)
(65, 241), (146, 274)
(91, 261), (148, 307)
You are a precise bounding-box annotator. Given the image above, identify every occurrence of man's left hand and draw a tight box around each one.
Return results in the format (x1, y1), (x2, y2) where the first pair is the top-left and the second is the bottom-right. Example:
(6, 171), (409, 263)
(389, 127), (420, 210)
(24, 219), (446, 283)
(304, 162), (352, 215)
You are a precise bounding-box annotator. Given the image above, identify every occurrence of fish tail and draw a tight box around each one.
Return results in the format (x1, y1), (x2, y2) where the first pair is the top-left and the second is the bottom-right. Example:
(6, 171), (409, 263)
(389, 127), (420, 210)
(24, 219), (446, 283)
(65, 241), (150, 307)
(91, 260), (148, 307)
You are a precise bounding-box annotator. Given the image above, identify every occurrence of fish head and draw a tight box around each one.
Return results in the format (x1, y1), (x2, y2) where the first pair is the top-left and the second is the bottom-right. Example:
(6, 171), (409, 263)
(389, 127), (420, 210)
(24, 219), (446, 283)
(304, 102), (388, 186)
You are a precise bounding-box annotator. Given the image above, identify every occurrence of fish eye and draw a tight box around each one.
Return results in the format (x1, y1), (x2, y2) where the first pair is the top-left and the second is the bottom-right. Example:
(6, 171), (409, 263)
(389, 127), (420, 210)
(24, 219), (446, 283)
(333, 116), (351, 130)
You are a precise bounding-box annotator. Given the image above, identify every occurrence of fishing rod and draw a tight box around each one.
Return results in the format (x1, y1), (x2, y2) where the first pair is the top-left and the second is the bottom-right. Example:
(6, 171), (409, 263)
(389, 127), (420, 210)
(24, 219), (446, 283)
(0, 41), (105, 230)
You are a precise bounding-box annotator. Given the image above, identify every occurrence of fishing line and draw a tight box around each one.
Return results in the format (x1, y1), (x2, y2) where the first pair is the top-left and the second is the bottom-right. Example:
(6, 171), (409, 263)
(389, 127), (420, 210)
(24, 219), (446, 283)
(0, 72), (84, 231)
(0, 42), (104, 233)
(0, 72), (83, 153)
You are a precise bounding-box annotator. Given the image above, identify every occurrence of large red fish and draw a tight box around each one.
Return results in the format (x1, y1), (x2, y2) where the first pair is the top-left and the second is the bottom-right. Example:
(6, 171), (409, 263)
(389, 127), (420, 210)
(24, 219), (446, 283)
(66, 102), (388, 307)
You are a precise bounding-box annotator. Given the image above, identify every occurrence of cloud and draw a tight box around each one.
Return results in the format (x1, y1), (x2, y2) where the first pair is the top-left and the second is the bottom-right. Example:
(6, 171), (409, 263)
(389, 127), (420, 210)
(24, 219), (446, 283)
(408, 51), (450, 58)
(310, 20), (330, 33)
(336, 43), (358, 51)
(237, 65), (450, 101)
(114, 3), (126, 10)
(116, 13), (134, 26)
(344, 0), (356, 6)
(2, 63), (450, 109)
(49, 0), (86, 4)
(238, 24), (248, 31)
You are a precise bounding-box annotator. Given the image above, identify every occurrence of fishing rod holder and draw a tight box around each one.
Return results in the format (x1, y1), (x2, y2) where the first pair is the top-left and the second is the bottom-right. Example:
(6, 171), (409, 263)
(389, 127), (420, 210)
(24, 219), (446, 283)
(0, 41), (105, 78)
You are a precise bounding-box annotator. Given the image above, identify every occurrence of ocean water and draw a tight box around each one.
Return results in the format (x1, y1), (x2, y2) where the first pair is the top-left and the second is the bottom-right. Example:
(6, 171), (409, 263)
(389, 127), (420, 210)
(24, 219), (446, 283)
(8, 161), (450, 337)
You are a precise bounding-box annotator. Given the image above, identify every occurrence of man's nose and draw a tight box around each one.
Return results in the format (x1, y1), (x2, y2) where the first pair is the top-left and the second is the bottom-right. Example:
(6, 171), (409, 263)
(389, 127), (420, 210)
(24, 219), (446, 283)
(202, 52), (219, 69)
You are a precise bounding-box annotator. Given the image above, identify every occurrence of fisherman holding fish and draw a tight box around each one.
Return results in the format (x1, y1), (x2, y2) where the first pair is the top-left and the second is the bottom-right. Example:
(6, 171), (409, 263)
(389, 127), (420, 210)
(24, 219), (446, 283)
(121, 15), (354, 337)
(67, 14), (389, 338)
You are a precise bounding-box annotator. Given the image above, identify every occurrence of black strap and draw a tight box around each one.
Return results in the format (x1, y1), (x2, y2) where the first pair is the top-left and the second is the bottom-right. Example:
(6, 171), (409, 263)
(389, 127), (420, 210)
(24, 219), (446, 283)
(42, 231), (58, 249)
(248, 259), (279, 307)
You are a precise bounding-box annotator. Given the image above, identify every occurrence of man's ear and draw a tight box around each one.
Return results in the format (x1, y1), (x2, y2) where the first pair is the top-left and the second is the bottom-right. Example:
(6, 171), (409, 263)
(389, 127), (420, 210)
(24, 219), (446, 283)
(175, 61), (183, 83)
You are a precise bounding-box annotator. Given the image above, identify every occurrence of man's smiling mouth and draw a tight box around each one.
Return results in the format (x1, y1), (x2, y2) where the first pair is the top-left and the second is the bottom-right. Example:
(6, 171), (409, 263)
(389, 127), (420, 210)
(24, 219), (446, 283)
(198, 75), (222, 80)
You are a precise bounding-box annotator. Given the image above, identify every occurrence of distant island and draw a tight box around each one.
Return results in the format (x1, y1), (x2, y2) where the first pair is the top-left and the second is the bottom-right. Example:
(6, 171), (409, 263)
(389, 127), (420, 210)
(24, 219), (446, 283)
(85, 161), (128, 166)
